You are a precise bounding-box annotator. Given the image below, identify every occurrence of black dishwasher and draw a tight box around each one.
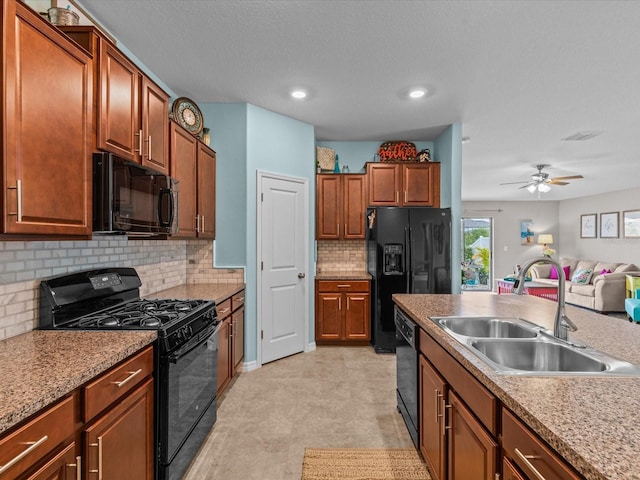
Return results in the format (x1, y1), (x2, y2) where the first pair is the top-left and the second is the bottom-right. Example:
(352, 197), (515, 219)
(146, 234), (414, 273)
(395, 306), (418, 447)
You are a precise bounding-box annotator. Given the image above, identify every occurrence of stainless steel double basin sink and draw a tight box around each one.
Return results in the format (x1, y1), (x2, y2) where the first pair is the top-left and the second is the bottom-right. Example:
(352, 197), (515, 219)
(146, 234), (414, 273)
(430, 316), (640, 376)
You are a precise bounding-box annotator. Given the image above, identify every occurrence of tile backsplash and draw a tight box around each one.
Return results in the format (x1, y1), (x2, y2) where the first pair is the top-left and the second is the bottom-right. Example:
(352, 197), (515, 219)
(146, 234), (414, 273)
(316, 240), (367, 273)
(0, 238), (243, 340)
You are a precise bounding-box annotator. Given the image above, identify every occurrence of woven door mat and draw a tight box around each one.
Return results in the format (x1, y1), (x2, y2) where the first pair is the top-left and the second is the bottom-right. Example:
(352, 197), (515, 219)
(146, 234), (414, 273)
(301, 448), (430, 479)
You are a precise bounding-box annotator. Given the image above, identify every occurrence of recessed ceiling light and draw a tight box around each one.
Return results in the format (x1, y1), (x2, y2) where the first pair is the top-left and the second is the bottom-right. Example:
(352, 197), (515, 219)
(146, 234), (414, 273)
(290, 89), (307, 99)
(408, 88), (426, 99)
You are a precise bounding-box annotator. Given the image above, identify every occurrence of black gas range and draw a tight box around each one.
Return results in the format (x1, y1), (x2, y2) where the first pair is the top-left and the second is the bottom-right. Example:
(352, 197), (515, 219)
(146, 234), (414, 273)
(39, 268), (220, 480)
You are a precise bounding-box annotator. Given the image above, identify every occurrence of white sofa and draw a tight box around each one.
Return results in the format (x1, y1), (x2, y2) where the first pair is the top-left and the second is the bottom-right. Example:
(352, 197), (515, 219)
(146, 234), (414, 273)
(528, 257), (640, 313)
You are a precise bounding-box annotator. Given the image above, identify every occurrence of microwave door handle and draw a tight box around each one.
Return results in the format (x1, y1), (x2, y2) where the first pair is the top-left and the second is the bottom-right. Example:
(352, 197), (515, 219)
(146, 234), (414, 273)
(158, 188), (174, 227)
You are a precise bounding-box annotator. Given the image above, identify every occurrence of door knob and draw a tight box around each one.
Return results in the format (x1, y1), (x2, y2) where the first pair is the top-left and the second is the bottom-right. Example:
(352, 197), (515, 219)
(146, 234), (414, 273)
(298, 273), (305, 279)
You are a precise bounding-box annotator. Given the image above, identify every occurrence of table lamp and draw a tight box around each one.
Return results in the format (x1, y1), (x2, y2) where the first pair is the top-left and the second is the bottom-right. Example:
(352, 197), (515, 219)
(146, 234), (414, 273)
(538, 234), (554, 256)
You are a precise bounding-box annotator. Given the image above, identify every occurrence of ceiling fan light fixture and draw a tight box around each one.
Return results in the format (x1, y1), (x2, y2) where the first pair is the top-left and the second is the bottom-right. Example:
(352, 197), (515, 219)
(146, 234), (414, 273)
(538, 183), (551, 193)
(527, 184), (537, 193)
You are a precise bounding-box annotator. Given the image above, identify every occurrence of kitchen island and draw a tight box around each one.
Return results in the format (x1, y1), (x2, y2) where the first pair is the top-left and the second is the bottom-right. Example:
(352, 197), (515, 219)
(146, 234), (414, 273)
(394, 292), (640, 480)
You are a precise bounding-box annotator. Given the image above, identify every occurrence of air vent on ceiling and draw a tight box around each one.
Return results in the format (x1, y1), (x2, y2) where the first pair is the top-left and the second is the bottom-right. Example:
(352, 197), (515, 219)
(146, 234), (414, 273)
(561, 131), (601, 141)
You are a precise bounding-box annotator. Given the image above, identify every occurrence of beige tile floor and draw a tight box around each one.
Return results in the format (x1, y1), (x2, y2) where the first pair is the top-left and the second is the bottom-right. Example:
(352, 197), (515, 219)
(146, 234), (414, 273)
(183, 346), (416, 480)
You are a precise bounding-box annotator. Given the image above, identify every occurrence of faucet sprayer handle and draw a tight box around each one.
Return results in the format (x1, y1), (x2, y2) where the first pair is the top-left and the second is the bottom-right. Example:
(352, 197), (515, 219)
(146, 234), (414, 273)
(562, 315), (578, 332)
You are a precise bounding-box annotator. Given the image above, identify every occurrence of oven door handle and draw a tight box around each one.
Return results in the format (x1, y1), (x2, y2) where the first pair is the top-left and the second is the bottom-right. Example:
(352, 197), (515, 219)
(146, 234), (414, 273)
(167, 324), (218, 363)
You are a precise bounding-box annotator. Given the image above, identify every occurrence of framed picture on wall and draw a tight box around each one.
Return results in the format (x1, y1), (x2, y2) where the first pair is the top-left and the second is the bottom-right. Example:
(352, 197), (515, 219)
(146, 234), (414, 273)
(580, 213), (597, 238)
(600, 212), (619, 238)
(623, 210), (640, 238)
(520, 219), (534, 245)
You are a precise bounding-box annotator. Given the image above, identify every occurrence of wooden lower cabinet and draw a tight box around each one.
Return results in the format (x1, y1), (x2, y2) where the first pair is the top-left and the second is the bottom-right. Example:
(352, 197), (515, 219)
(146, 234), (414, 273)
(217, 289), (246, 397)
(419, 355), (446, 480)
(84, 378), (154, 480)
(22, 442), (78, 480)
(503, 457), (527, 480)
(447, 391), (497, 480)
(315, 280), (370, 343)
(502, 408), (582, 480)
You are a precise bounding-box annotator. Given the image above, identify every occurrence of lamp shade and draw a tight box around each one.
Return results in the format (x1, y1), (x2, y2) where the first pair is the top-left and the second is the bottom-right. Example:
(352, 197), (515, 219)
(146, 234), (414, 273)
(538, 234), (554, 245)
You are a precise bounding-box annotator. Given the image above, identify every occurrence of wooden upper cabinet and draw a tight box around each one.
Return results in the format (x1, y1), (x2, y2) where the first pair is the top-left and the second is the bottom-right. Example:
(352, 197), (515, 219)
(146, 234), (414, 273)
(170, 121), (198, 237)
(170, 121), (216, 238)
(367, 163), (402, 206)
(196, 142), (216, 238)
(316, 174), (366, 240)
(367, 162), (440, 207)
(98, 41), (140, 161)
(141, 77), (170, 174)
(2, 1), (92, 236)
(61, 26), (170, 174)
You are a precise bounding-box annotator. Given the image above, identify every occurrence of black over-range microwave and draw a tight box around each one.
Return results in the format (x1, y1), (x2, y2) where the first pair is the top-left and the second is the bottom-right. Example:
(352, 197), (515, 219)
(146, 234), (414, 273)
(93, 152), (178, 236)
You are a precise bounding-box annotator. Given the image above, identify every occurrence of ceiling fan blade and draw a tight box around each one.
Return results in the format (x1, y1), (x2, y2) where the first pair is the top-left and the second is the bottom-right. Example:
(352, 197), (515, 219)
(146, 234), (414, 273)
(500, 180), (530, 185)
(550, 175), (583, 181)
(547, 180), (569, 186)
(518, 183), (535, 190)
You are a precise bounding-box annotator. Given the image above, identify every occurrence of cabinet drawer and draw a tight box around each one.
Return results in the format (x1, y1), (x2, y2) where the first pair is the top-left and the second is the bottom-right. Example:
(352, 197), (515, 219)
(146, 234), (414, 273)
(83, 346), (153, 422)
(0, 395), (75, 480)
(317, 280), (370, 292)
(232, 290), (245, 310)
(217, 298), (232, 319)
(419, 329), (497, 435)
(502, 408), (582, 480)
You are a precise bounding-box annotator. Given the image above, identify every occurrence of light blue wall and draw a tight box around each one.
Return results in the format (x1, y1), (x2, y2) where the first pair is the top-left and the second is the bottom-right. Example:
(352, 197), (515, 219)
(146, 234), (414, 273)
(200, 103), (248, 267)
(434, 123), (463, 293)
(316, 141), (435, 173)
(245, 104), (316, 362)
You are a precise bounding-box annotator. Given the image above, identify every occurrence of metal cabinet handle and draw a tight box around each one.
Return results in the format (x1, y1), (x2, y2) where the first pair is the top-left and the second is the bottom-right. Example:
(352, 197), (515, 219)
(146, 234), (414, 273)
(147, 135), (152, 160)
(67, 456), (82, 480)
(346, 297), (350, 310)
(338, 297), (342, 310)
(219, 307), (230, 315)
(111, 369), (142, 388)
(0, 435), (48, 474)
(135, 129), (142, 154)
(201, 215), (205, 232)
(404, 191), (407, 203)
(89, 437), (103, 479)
(435, 390), (444, 423)
(337, 223), (340, 236)
(344, 223), (347, 236)
(396, 191), (399, 204)
(337, 284), (351, 288)
(195, 214), (200, 233)
(236, 297), (245, 302)
(515, 448), (546, 480)
(443, 404), (453, 431)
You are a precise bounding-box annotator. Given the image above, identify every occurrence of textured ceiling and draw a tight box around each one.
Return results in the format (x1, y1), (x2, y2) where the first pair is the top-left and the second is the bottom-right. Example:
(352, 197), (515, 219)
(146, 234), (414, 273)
(78, 0), (640, 202)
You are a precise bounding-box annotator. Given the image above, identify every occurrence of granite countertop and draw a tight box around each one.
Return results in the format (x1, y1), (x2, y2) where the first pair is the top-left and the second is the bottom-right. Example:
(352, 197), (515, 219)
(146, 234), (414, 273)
(393, 293), (640, 480)
(315, 271), (371, 280)
(0, 330), (157, 435)
(146, 282), (245, 303)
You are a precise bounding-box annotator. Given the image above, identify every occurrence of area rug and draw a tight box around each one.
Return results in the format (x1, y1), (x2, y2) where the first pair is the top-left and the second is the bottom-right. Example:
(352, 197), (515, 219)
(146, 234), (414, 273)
(301, 448), (430, 479)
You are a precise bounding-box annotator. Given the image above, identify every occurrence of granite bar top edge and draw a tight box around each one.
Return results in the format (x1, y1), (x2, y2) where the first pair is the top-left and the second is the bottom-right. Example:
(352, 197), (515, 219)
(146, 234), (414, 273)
(314, 271), (371, 280)
(0, 330), (157, 435)
(393, 292), (640, 480)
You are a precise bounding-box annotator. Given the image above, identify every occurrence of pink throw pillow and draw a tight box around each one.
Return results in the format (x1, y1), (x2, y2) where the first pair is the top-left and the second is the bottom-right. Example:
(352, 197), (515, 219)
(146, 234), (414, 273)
(599, 268), (612, 275)
(550, 265), (571, 280)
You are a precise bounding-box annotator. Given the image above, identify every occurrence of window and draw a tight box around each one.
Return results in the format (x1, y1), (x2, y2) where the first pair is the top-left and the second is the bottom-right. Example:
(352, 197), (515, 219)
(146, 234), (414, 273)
(461, 217), (493, 291)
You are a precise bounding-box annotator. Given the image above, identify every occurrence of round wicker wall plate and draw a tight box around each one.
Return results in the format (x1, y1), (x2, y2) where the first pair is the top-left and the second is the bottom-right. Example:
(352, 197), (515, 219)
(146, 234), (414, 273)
(172, 97), (204, 136)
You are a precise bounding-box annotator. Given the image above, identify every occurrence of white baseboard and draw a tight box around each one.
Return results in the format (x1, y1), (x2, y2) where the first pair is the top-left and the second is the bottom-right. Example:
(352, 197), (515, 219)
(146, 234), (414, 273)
(242, 360), (259, 372)
(305, 342), (316, 352)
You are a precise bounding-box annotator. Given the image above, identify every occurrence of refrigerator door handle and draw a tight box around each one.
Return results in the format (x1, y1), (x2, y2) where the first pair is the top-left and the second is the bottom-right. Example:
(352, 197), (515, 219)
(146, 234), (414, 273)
(405, 226), (411, 293)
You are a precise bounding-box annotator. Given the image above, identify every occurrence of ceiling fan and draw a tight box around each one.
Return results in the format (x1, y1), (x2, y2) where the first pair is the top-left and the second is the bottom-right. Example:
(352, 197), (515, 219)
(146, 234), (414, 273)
(500, 164), (584, 194)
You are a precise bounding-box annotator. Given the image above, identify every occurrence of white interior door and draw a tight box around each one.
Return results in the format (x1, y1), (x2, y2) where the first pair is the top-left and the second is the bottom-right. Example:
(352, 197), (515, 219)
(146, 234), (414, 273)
(258, 172), (308, 364)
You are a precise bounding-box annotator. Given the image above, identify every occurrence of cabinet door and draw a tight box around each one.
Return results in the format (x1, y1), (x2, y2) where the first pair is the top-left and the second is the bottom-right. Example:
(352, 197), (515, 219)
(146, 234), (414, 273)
(232, 306), (245, 373)
(367, 164), (401, 206)
(84, 378), (154, 480)
(419, 355), (447, 480)
(342, 175), (367, 239)
(4, 2), (92, 236)
(315, 293), (342, 341)
(98, 41), (140, 161)
(403, 164), (440, 207)
(503, 457), (527, 480)
(316, 175), (341, 239)
(217, 318), (231, 395)
(170, 121), (198, 237)
(22, 443), (79, 480)
(447, 391), (498, 480)
(141, 77), (169, 174)
(344, 292), (370, 340)
(196, 143), (216, 238)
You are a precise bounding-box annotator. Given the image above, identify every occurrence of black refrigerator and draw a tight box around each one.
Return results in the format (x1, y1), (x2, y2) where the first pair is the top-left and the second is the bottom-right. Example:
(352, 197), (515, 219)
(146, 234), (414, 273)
(367, 207), (452, 353)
